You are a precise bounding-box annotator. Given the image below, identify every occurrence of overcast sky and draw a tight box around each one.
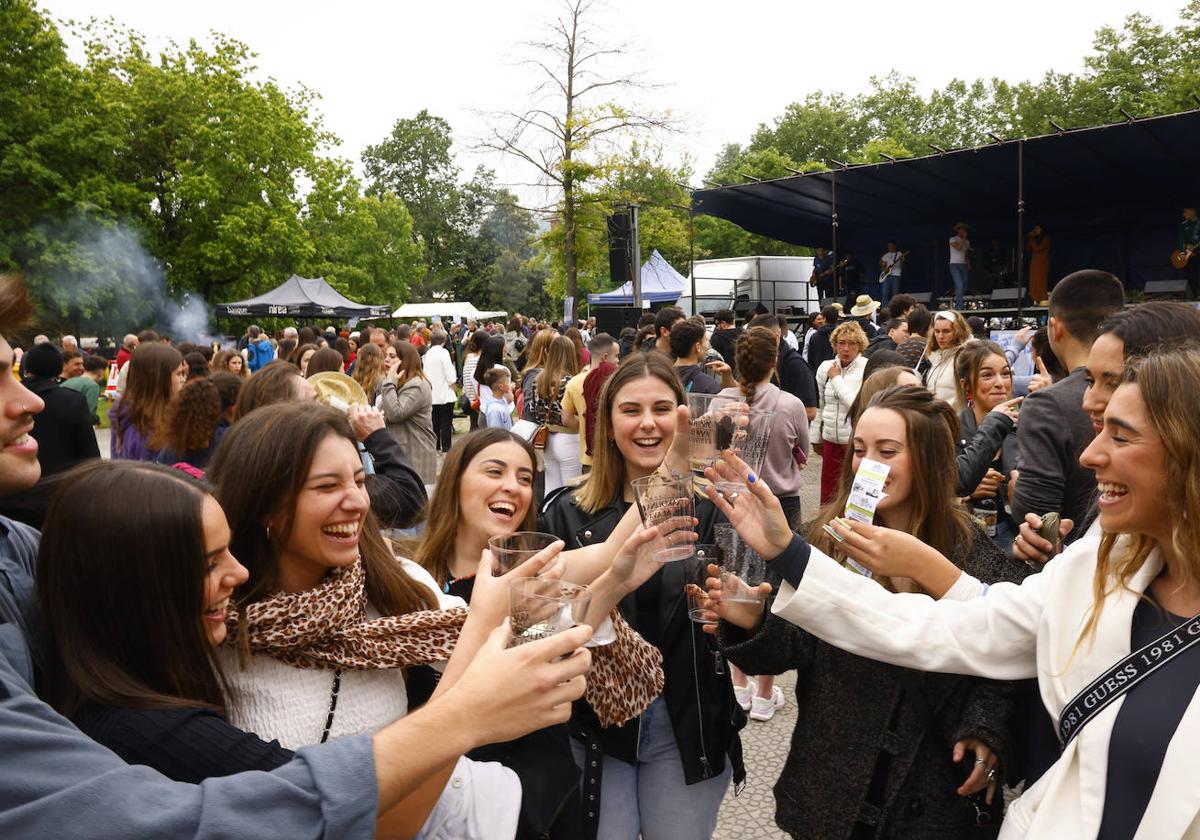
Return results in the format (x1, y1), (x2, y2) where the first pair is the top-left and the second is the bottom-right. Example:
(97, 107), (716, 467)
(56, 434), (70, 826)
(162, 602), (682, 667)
(41, 0), (1186, 207)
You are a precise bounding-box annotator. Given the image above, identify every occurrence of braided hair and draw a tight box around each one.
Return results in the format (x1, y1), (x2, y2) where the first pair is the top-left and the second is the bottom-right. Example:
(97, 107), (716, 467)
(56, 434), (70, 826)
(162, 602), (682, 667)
(735, 326), (779, 405)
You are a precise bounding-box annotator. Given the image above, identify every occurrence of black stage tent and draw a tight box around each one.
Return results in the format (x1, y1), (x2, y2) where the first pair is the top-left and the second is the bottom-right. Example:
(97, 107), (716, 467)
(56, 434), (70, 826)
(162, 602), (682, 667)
(215, 274), (390, 319)
(692, 109), (1200, 302)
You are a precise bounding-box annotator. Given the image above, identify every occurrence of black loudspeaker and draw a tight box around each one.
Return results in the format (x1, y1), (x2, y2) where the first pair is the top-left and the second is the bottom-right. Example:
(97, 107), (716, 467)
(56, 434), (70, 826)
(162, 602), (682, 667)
(593, 306), (642, 338)
(732, 298), (763, 320)
(990, 288), (1027, 305)
(910, 292), (933, 305)
(607, 214), (633, 286)
(1145, 279), (1189, 295)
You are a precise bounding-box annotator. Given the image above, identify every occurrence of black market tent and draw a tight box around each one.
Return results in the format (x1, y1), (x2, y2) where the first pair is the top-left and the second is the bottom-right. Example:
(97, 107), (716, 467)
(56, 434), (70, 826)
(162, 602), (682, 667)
(691, 109), (1200, 297)
(215, 275), (390, 319)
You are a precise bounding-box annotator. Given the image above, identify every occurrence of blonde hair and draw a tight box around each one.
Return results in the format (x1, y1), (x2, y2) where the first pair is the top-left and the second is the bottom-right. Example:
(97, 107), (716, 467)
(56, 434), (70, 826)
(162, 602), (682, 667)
(829, 321), (868, 353)
(522, 329), (556, 371)
(534, 335), (580, 402)
(352, 344), (386, 395)
(1076, 344), (1200, 648)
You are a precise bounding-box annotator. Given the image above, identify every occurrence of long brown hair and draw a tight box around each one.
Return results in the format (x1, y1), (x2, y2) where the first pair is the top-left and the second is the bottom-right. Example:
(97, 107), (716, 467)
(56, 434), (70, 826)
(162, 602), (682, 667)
(575, 352), (685, 513)
(925, 309), (970, 355)
(208, 402), (436, 661)
(535, 335), (580, 401)
(395, 339), (427, 386)
(213, 349), (248, 379)
(412, 427), (538, 584)
(735, 326), (778, 404)
(38, 460), (228, 716)
(162, 377), (222, 452)
(1079, 345), (1200, 648)
(117, 342), (182, 451)
(808, 385), (973, 585)
(353, 343), (386, 395)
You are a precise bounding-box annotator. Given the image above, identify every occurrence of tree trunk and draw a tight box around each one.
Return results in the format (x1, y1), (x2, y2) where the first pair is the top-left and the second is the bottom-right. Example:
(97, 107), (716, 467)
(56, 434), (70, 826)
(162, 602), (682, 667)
(562, 2), (579, 325)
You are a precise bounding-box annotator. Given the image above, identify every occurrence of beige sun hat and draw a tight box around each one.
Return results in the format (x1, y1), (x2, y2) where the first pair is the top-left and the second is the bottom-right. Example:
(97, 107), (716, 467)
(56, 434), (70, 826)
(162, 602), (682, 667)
(850, 294), (881, 317)
(308, 371), (369, 412)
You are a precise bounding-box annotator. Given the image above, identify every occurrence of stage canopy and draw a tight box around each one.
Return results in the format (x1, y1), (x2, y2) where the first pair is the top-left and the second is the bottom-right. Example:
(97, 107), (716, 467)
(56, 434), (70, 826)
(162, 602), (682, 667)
(216, 275), (390, 319)
(588, 249), (687, 304)
(691, 109), (1200, 296)
(392, 302), (507, 320)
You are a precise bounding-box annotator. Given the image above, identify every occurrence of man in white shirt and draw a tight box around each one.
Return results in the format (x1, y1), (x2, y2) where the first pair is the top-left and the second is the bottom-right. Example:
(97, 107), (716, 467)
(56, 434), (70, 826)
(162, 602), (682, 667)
(948, 222), (971, 311)
(879, 241), (904, 304)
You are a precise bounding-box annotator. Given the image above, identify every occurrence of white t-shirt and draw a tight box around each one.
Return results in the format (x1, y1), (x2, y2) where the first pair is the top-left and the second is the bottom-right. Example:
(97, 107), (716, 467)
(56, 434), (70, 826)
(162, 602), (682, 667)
(949, 236), (970, 264)
(881, 251), (902, 276)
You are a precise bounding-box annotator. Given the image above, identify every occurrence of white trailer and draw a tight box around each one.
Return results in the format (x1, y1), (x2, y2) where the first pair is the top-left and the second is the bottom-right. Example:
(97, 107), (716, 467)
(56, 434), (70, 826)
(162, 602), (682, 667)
(678, 255), (819, 318)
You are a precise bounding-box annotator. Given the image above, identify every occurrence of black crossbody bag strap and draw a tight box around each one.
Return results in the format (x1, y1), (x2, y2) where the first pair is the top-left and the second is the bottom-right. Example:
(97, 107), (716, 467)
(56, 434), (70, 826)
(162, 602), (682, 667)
(1058, 610), (1200, 747)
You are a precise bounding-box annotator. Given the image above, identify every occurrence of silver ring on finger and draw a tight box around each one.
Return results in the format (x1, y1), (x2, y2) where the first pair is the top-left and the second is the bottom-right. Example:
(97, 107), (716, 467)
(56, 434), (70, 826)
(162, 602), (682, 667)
(987, 768), (997, 781)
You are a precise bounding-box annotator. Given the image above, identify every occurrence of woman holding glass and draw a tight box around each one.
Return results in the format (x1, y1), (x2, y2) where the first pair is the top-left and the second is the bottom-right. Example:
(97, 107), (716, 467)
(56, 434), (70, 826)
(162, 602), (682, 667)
(705, 385), (1028, 839)
(209, 403), (664, 840)
(541, 352), (743, 840)
(705, 345), (1200, 838)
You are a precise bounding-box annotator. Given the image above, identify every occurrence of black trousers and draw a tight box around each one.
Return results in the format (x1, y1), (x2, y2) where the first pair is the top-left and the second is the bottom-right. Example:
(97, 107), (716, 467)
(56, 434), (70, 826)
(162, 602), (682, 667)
(432, 402), (454, 452)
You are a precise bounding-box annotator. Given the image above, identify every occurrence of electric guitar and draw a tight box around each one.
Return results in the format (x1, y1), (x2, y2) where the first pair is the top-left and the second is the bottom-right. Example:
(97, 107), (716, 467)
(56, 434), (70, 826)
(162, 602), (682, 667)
(879, 251), (910, 283)
(809, 261), (834, 286)
(1171, 244), (1196, 270)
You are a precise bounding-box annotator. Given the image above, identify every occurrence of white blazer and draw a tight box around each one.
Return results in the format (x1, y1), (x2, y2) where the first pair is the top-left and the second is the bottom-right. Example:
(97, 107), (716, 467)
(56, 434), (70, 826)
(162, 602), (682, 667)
(771, 535), (1200, 839)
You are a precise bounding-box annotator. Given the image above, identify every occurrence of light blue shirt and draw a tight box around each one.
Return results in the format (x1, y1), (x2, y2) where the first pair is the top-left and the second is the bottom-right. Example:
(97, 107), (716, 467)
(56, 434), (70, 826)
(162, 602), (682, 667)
(0, 515), (378, 839)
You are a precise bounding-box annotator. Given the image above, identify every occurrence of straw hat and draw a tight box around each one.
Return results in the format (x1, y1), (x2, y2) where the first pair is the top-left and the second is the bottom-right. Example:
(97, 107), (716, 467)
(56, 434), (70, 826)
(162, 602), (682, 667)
(308, 372), (369, 412)
(850, 294), (881, 317)
(953, 221), (970, 232)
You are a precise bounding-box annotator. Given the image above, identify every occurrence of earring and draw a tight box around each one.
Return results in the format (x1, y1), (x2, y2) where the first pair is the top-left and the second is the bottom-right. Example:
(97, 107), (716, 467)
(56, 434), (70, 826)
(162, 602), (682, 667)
(265, 524), (273, 542)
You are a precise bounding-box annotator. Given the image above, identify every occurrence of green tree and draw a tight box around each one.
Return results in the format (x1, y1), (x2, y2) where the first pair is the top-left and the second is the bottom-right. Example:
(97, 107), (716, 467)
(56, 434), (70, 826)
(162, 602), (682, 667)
(303, 159), (423, 307)
(484, 0), (674, 322)
(362, 110), (494, 298)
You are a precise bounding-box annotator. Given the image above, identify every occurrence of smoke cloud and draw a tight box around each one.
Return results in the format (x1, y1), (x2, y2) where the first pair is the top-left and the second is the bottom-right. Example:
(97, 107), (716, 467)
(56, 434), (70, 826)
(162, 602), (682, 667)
(30, 213), (220, 344)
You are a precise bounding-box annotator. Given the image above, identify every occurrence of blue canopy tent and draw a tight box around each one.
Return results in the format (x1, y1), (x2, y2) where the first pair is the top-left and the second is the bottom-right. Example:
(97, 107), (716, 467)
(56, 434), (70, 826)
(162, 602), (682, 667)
(690, 109), (1200, 302)
(588, 250), (686, 305)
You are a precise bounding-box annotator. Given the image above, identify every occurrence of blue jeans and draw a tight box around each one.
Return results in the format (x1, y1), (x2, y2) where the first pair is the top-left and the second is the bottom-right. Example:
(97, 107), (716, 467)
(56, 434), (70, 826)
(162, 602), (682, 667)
(949, 263), (968, 310)
(571, 697), (731, 839)
(881, 273), (901, 304)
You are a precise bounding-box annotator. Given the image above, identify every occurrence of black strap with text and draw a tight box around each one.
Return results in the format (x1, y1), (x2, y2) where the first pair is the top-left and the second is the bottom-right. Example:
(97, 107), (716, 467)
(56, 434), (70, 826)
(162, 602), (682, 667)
(1058, 610), (1200, 747)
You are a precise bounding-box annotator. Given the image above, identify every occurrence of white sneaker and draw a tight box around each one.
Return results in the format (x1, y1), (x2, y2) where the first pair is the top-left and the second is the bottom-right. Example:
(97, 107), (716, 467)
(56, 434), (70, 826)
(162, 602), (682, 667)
(749, 687), (785, 722)
(733, 678), (757, 712)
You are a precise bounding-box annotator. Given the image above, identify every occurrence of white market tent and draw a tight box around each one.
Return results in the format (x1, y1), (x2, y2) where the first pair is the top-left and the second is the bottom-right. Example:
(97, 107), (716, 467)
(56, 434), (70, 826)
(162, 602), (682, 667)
(587, 250), (686, 305)
(391, 302), (507, 320)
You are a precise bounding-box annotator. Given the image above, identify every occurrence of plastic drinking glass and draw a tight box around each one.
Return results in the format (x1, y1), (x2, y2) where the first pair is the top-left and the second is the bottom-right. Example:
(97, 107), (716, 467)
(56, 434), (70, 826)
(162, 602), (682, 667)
(508, 578), (592, 647)
(711, 410), (774, 497)
(714, 523), (768, 607)
(630, 473), (696, 562)
(686, 392), (747, 478)
(488, 531), (561, 575)
(683, 544), (720, 624)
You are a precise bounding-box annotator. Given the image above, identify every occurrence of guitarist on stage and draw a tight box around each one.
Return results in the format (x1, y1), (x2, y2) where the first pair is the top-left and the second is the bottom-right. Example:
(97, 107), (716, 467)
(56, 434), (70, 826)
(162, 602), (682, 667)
(878, 241), (906, 303)
(810, 246), (836, 300)
(1177, 207), (1200, 298)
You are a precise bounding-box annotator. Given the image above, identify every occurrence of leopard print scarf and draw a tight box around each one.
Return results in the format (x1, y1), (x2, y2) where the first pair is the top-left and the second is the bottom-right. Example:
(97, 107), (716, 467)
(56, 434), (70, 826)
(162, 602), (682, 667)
(224, 556), (467, 670)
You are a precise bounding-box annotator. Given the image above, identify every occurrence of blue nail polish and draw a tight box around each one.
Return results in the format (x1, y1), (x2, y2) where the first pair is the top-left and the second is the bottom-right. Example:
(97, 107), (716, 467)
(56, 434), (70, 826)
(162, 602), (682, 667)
(746, 472), (756, 483)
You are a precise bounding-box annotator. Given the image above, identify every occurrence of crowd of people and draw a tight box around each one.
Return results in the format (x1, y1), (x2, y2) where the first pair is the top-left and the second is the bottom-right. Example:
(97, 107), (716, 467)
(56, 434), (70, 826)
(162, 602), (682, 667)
(3, 266), (1200, 840)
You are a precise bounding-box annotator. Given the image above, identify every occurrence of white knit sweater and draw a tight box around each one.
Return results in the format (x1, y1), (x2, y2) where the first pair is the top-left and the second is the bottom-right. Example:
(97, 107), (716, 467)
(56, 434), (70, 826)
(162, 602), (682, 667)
(217, 559), (521, 840)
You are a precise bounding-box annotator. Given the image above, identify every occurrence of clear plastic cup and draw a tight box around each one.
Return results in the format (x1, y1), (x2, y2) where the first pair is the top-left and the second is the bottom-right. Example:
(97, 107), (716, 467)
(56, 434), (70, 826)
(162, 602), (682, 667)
(683, 544), (720, 624)
(630, 473), (696, 562)
(687, 392), (747, 478)
(488, 531), (561, 575)
(714, 523), (768, 607)
(508, 578), (592, 647)
(711, 410), (774, 497)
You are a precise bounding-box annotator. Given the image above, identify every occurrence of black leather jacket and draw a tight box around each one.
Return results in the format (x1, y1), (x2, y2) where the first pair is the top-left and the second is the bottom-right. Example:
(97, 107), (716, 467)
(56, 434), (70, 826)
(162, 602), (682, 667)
(540, 486), (746, 834)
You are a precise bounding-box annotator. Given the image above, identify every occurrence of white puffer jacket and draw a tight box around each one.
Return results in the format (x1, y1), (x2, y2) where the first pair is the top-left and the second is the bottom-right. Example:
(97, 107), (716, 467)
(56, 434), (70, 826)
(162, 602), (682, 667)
(813, 354), (867, 445)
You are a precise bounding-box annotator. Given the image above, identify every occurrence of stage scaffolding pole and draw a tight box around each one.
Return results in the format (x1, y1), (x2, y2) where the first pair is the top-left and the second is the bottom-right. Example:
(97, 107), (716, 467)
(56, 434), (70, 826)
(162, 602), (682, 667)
(831, 172), (840, 301)
(688, 201), (697, 316)
(1016, 140), (1026, 321)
